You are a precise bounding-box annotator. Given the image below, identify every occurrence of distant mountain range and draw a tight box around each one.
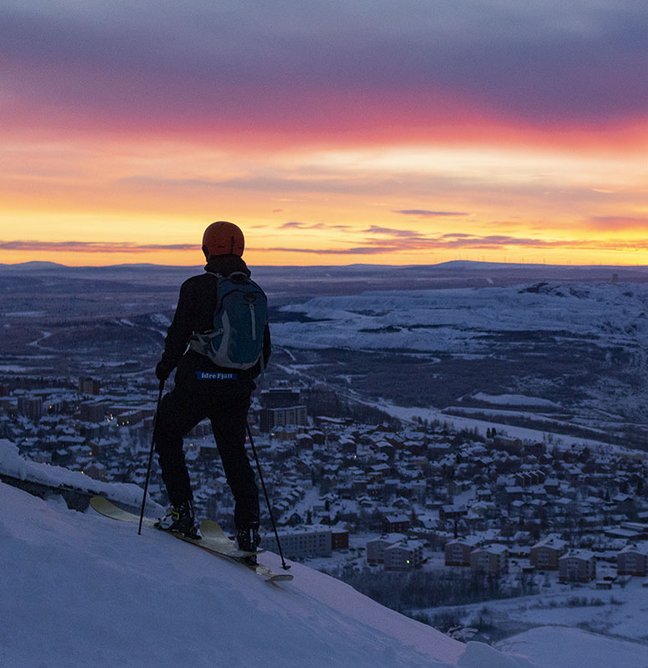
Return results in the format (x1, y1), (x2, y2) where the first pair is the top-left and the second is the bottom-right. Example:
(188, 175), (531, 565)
(3, 260), (647, 301)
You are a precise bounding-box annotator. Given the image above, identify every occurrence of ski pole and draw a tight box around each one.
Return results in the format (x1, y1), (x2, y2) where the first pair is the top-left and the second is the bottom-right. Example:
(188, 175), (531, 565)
(246, 422), (290, 570)
(138, 379), (165, 536)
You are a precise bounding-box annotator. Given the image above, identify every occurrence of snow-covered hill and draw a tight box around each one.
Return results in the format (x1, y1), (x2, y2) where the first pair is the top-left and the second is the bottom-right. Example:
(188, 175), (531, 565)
(3, 478), (648, 667)
(271, 282), (648, 443)
(274, 283), (648, 353)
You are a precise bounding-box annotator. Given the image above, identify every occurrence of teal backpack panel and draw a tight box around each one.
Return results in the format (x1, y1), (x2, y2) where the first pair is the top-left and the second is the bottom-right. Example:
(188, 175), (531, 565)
(190, 272), (268, 370)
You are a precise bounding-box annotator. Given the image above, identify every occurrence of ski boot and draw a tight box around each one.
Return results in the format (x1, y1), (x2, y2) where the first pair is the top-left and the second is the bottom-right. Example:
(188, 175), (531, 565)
(155, 500), (202, 539)
(236, 524), (260, 563)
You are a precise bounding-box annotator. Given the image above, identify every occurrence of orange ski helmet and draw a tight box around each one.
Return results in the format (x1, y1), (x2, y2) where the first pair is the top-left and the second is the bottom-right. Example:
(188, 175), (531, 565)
(202, 221), (245, 257)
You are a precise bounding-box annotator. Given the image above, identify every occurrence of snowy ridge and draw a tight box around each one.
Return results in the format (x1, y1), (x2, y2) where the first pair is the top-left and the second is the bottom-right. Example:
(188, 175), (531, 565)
(3, 477), (648, 666)
(0, 480), (495, 668)
(0, 439), (158, 513)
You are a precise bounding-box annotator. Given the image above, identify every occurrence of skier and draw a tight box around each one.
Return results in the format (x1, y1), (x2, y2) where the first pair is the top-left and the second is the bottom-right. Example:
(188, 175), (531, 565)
(153, 221), (270, 554)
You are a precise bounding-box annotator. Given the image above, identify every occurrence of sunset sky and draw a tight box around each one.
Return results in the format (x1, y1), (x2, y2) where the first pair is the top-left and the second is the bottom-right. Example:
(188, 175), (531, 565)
(1, 1), (647, 267)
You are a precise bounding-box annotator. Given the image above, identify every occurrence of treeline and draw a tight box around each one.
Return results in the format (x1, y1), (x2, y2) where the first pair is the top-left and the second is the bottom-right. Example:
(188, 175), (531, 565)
(303, 385), (402, 430)
(444, 408), (648, 449)
(328, 567), (537, 612)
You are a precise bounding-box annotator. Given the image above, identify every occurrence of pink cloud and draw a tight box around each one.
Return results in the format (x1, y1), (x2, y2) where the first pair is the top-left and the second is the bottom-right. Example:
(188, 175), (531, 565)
(3, 3), (648, 150)
(588, 216), (648, 230)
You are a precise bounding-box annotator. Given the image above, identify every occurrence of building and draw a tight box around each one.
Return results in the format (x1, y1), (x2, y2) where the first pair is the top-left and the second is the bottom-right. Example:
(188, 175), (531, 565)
(260, 405), (308, 433)
(444, 536), (482, 566)
(383, 540), (424, 571)
(198, 440), (220, 461)
(470, 544), (509, 575)
(260, 388), (302, 409)
(439, 505), (468, 523)
(619, 522), (648, 540)
(296, 433), (314, 450)
(366, 534), (407, 565)
(514, 470), (546, 487)
(611, 494), (637, 516)
(383, 514), (410, 533)
(79, 401), (107, 422)
(617, 543), (648, 576)
(530, 534), (567, 570)
(17, 396), (43, 422)
(331, 526), (350, 550)
(259, 388), (308, 433)
(559, 550), (596, 583)
(116, 410), (143, 426)
(504, 485), (525, 501)
(0, 397), (16, 417)
(544, 479), (560, 495)
(79, 377), (101, 395)
(263, 527), (332, 559)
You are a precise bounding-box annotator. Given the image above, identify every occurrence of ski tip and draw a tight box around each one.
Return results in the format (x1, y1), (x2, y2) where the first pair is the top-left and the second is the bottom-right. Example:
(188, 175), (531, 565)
(89, 495), (109, 510)
(200, 519), (224, 531)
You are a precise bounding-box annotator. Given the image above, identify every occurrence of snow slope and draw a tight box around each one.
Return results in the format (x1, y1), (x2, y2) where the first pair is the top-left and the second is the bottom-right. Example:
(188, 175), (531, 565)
(497, 627), (648, 668)
(0, 481), (521, 668)
(2, 479), (648, 666)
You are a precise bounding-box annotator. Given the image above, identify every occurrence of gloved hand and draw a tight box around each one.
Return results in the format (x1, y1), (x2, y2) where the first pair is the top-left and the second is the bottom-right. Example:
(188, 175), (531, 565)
(155, 360), (173, 382)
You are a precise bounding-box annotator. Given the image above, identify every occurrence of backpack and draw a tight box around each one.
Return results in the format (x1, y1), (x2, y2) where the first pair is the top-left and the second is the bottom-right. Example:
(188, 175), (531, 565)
(189, 272), (268, 370)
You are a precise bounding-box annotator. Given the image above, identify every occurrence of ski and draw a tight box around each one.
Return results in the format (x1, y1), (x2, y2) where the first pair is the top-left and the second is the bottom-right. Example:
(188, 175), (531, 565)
(89, 496), (293, 583)
(199, 519), (264, 554)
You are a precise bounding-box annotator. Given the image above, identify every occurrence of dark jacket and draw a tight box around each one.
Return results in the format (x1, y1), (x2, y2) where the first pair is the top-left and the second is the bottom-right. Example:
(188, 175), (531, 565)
(160, 255), (271, 380)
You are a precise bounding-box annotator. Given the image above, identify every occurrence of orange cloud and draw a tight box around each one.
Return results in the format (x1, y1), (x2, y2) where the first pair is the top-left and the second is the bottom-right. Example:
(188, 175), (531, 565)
(0, 240), (196, 253)
(2, 2), (648, 268)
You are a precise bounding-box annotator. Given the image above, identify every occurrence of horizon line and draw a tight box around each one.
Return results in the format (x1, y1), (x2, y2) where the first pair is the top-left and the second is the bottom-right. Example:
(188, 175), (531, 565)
(2, 259), (648, 271)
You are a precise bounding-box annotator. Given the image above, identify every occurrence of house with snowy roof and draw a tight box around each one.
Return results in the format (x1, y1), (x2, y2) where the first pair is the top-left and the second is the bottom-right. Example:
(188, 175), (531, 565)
(444, 535), (482, 566)
(543, 478), (560, 495)
(617, 543), (648, 576)
(620, 521), (648, 539)
(559, 550), (596, 583)
(610, 493), (636, 516)
(504, 485), (525, 502)
(366, 534), (408, 565)
(530, 534), (568, 570)
(383, 540), (425, 571)
(470, 544), (509, 576)
(383, 513), (411, 533)
(439, 504), (468, 522)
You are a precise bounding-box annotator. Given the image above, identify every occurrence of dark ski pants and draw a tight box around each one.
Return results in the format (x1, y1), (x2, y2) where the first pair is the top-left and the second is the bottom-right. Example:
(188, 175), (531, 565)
(153, 375), (259, 530)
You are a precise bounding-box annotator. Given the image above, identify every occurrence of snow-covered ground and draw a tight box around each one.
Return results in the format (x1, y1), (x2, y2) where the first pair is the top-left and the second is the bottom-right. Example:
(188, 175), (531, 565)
(0, 439), (158, 512)
(497, 627), (648, 668)
(4, 479), (648, 667)
(425, 577), (648, 644)
(0, 480), (475, 668)
(358, 398), (619, 451)
(471, 393), (562, 409)
(273, 283), (648, 353)
(2, 454), (648, 666)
